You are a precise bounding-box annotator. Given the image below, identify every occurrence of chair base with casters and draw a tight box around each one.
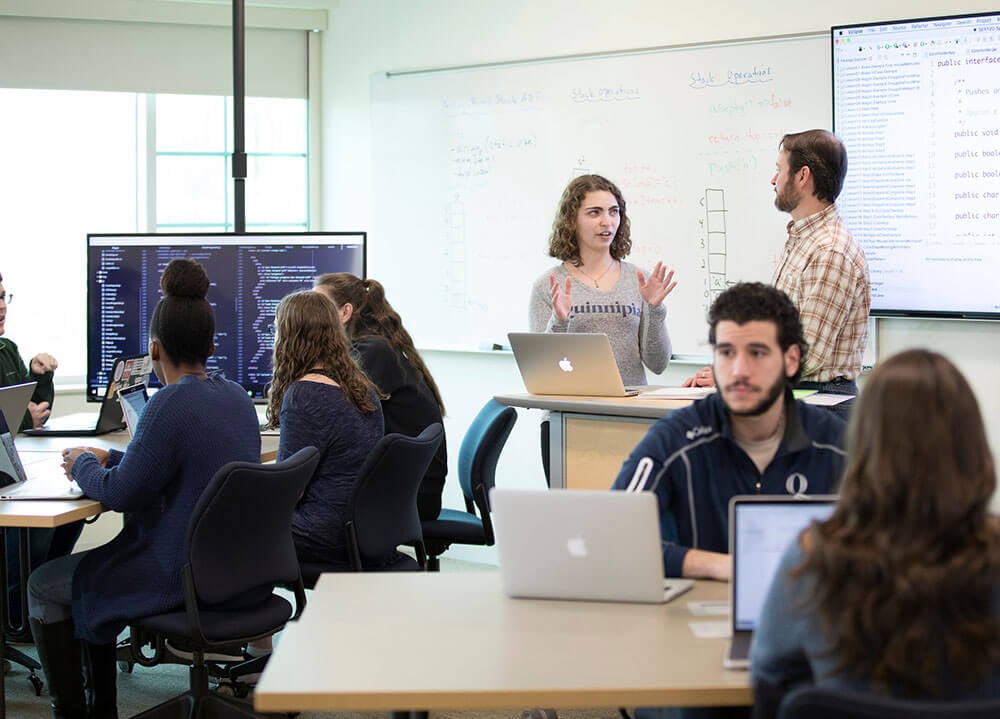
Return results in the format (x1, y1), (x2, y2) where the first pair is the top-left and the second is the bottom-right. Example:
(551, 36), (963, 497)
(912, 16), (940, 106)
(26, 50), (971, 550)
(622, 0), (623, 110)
(778, 684), (1000, 719)
(116, 627), (262, 699)
(421, 400), (517, 571)
(129, 594), (297, 719)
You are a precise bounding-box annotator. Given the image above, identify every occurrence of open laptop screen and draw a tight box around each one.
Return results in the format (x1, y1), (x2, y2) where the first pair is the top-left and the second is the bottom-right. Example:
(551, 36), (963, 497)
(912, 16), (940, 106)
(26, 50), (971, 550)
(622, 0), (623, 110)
(731, 497), (836, 632)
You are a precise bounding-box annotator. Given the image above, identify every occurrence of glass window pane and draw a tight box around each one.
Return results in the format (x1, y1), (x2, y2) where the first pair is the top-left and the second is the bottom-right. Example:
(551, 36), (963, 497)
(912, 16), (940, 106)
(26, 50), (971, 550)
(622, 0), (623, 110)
(244, 97), (308, 154)
(156, 95), (226, 152)
(0, 89), (138, 380)
(246, 155), (307, 225)
(156, 155), (228, 224)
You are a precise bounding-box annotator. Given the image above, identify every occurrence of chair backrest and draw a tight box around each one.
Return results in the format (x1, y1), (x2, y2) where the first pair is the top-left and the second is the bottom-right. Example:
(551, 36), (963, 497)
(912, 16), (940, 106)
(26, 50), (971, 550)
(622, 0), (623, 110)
(185, 446), (321, 607)
(779, 685), (1000, 719)
(346, 423), (444, 569)
(457, 399), (517, 510)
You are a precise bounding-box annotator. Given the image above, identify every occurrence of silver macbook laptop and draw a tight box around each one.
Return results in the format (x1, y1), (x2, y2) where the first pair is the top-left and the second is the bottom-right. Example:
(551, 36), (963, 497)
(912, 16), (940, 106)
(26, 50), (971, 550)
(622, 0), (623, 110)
(0, 409), (83, 501)
(491, 488), (694, 604)
(118, 383), (149, 438)
(0, 381), (36, 434)
(24, 354), (153, 437)
(724, 495), (837, 670)
(507, 332), (638, 397)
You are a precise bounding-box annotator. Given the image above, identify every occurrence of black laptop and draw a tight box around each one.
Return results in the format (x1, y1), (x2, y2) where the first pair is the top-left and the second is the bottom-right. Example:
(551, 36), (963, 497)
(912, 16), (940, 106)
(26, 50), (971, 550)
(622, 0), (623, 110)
(24, 354), (153, 437)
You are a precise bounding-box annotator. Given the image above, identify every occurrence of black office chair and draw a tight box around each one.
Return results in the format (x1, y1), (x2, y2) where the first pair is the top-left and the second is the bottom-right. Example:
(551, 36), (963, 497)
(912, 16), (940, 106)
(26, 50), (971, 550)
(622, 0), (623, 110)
(128, 445), (321, 719)
(778, 685), (1000, 718)
(420, 400), (516, 571)
(298, 423), (444, 586)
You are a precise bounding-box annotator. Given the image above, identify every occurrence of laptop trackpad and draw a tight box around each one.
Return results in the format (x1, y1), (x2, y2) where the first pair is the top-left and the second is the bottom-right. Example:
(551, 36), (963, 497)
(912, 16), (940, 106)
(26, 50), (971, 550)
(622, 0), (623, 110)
(724, 632), (752, 670)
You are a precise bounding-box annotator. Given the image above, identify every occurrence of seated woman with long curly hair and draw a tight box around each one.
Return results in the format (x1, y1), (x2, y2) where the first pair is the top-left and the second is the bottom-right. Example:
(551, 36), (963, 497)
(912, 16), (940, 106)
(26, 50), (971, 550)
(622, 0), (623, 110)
(751, 349), (1000, 716)
(265, 289), (383, 567)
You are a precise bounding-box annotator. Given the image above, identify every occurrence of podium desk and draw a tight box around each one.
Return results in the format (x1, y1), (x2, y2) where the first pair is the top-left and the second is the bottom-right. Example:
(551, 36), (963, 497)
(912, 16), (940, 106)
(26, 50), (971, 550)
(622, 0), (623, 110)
(254, 572), (750, 713)
(494, 393), (692, 489)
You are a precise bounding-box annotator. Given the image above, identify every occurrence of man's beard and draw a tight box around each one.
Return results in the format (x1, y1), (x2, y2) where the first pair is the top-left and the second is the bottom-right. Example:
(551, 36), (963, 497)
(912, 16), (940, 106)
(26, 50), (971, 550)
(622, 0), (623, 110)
(722, 374), (786, 417)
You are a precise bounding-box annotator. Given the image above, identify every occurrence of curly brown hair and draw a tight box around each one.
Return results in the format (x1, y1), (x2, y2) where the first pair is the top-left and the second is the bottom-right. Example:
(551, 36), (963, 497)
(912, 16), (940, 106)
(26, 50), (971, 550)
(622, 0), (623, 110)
(315, 273), (445, 414)
(265, 290), (377, 428)
(796, 349), (1000, 696)
(548, 174), (632, 265)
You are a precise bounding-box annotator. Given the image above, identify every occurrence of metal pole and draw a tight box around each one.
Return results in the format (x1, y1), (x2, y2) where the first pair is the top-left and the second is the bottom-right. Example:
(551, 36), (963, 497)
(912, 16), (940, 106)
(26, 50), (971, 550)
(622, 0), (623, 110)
(232, 0), (247, 233)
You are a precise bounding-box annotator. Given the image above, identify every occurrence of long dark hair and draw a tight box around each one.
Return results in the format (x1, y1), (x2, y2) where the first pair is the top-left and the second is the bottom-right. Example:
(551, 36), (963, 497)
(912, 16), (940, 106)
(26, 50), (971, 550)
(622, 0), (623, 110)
(266, 290), (377, 428)
(314, 273), (445, 414)
(798, 349), (1000, 695)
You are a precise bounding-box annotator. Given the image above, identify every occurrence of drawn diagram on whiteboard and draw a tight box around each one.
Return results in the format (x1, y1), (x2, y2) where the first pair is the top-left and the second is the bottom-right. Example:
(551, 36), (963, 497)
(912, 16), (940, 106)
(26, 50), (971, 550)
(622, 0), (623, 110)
(702, 188), (731, 303)
(446, 194), (467, 310)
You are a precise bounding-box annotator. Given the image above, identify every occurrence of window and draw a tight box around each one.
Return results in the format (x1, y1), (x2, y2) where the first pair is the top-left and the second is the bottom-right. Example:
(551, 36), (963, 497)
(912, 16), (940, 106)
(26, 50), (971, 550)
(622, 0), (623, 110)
(0, 88), (309, 381)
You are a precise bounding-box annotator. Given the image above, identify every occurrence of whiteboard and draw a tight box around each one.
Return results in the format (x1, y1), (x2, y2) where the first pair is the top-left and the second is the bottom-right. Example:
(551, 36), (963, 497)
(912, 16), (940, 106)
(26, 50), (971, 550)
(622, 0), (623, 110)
(370, 33), (831, 357)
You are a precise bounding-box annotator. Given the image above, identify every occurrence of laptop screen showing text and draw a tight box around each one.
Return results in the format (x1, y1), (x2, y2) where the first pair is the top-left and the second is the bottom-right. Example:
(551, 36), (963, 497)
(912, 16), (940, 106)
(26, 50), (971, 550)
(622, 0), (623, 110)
(0, 411), (28, 489)
(732, 501), (835, 631)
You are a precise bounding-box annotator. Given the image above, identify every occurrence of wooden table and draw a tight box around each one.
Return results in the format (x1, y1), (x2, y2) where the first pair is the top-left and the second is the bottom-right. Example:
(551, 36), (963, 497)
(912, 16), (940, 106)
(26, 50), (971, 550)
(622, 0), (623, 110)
(0, 498), (104, 718)
(494, 393), (691, 489)
(254, 572), (750, 713)
(16, 428), (280, 463)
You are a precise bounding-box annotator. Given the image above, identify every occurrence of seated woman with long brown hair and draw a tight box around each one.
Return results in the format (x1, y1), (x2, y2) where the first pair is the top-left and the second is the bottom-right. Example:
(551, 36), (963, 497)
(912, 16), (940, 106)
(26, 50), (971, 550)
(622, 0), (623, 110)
(751, 349), (1000, 716)
(265, 289), (384, 566)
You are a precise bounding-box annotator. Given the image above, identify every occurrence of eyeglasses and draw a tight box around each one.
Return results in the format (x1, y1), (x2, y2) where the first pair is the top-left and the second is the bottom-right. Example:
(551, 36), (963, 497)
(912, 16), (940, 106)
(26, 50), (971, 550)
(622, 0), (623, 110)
(266, 322), (276, 335)
(0, 292), (12, 305)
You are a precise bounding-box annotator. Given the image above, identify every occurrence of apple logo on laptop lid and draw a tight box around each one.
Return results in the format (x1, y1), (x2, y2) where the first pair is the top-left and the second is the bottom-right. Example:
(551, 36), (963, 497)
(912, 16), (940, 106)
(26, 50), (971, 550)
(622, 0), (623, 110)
(558, 357), (574, 372)
(566, 535), (588, 558)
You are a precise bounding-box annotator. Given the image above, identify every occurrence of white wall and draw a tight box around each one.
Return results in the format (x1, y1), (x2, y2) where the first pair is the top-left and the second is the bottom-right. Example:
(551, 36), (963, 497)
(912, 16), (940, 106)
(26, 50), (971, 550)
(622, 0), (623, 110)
(317, 0), (1000, 535)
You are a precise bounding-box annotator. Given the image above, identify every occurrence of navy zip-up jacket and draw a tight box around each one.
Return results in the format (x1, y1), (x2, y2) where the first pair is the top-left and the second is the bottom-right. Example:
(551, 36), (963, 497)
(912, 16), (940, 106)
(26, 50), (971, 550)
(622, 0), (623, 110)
(612, 388), (846, 576)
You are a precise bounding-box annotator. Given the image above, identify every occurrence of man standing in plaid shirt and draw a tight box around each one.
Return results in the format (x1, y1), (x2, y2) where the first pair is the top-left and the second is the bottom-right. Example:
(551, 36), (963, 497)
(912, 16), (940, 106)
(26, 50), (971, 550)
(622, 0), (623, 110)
(769, 129), (870, 408)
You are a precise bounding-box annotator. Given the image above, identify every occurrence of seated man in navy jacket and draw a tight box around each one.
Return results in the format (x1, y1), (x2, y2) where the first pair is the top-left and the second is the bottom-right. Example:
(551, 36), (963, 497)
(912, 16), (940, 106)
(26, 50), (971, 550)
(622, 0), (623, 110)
(613, 282), (846, 581)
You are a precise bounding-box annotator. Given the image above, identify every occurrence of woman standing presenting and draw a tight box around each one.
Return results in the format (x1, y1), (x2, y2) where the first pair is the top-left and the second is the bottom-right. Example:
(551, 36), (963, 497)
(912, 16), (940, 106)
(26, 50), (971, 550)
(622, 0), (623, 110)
(529, 174), (677, 481)
(528, 174), (677, 386)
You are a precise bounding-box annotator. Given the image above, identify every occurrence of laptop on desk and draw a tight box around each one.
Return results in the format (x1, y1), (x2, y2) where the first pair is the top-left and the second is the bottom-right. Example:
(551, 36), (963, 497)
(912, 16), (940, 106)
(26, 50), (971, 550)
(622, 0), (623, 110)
(724, 495), (837, 670)
(24, 354), (153, 437)
(507, 332), (639, 397)
(0, 410), (83, 501)
(0, 381), (36, 434)
(491, 488), (694, 604)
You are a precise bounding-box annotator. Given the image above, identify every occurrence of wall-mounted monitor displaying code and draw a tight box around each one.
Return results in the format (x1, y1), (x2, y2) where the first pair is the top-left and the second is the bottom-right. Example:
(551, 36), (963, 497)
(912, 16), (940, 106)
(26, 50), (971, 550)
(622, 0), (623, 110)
(87, 232), (366, 400)
(833, 11), (1000, 318)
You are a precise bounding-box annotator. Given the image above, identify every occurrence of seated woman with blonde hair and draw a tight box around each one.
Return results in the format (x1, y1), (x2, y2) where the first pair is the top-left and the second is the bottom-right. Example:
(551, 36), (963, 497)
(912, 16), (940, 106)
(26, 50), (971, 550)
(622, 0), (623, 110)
(751, 349), (1000, 716)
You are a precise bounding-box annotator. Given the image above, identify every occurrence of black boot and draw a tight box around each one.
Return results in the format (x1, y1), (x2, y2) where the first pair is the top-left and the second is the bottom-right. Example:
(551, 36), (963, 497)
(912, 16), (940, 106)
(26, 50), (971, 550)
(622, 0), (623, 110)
(83, 640), (118, 719)
(29, 616), (87, 719)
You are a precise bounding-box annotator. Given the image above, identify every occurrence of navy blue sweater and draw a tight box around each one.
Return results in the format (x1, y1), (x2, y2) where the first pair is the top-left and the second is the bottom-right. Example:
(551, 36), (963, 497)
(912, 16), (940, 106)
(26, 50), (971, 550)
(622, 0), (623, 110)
(277, 380), (383, 564)
(71, 374), (261, 643)
(612, 389), (846, 577)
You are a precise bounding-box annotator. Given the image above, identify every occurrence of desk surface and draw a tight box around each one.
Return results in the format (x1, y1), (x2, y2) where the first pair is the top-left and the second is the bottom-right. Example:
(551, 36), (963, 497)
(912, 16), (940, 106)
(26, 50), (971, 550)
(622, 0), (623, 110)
(255, 572), (750, 712)
(0, 498), (103, 528)
(495, 392), (691, 420)
(16, 428), (280, 463)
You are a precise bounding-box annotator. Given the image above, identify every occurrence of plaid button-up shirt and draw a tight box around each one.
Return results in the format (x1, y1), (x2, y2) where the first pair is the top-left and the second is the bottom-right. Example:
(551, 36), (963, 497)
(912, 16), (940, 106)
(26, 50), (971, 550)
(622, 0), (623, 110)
(772, 203), (870, 383)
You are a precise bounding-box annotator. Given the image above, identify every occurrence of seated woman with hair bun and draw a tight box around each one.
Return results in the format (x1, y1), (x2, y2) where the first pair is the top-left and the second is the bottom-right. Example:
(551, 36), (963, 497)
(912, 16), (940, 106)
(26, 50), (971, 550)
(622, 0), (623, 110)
(27, 257), (262, 719)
